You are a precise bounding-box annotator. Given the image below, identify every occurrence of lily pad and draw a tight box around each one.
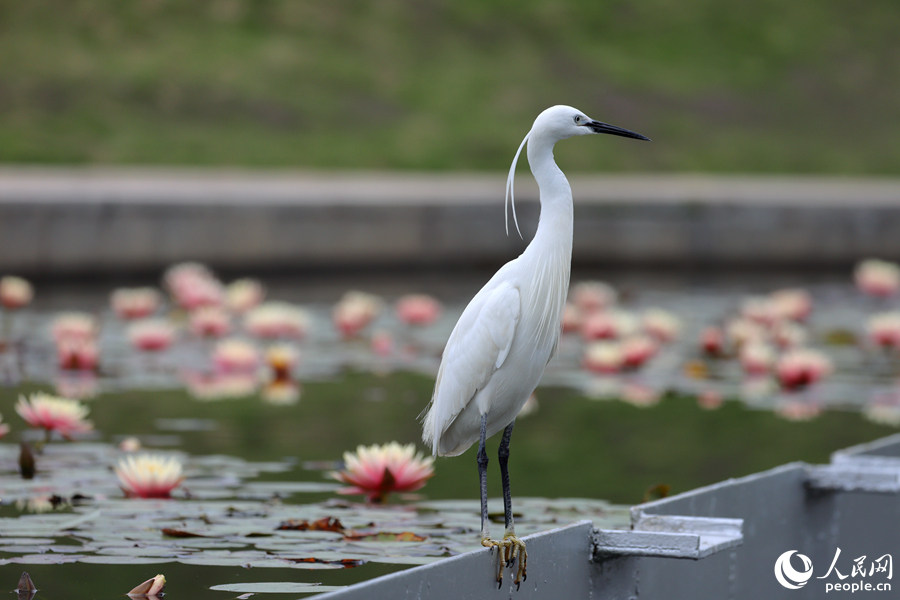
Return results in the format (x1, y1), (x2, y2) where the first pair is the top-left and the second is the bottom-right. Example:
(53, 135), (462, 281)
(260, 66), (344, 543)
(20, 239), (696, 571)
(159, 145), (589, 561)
(10, 554), (86, 564)
(243, 482), (341, 494)
(362, 555), (444, 565)
(78, 555), (174, 565)
(209, 582), (346, 593)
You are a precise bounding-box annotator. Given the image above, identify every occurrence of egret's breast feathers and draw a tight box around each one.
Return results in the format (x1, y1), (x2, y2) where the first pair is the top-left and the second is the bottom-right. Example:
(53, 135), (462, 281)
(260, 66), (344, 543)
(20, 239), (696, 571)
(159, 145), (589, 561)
(421, 282), (520, 454)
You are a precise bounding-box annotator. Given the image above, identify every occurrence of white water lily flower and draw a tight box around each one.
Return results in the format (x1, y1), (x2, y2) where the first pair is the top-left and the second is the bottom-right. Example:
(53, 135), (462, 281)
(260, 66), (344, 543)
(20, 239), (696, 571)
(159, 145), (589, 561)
(115, 454), (184, 499)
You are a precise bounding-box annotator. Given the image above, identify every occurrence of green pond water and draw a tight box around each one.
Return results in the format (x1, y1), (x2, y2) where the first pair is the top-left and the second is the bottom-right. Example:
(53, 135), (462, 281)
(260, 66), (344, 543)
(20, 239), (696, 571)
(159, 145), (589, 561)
(2, 265), (899, 597)
(0, 371), (895, 599)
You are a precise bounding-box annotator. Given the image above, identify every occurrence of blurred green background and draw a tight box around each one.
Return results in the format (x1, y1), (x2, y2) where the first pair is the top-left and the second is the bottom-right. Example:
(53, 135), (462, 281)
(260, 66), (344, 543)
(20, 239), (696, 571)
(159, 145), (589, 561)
(1, 0), (897, 172)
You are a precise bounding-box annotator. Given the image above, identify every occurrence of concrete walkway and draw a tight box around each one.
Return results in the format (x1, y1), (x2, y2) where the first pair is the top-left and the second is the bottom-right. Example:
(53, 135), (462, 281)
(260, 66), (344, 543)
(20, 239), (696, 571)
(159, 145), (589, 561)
(1, 167), (899, 275)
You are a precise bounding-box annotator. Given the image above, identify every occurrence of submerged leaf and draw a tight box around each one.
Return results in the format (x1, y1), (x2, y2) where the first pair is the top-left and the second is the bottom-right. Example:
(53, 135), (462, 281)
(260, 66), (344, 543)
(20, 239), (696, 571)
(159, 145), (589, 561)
(823, 329), (857, 346)
(16, 572), (37, 592)
(19, 444), (35, 480)
(642, 483), (671, 503)
(683, 360), (710, 380)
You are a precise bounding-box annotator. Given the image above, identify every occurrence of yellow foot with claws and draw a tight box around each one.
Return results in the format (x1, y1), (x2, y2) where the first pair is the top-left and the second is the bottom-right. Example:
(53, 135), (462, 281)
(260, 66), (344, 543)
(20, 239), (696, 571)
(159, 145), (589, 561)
(482, 534), (527, 589)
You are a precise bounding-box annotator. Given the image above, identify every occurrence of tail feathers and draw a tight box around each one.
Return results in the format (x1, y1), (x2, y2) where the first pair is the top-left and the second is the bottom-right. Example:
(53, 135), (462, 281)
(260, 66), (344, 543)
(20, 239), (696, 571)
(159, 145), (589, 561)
(419, 400), (438, 456)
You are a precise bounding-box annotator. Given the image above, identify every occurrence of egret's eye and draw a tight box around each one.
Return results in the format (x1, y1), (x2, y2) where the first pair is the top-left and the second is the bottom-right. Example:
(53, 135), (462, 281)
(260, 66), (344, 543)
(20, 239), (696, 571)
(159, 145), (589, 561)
(574, 116), (582, 123)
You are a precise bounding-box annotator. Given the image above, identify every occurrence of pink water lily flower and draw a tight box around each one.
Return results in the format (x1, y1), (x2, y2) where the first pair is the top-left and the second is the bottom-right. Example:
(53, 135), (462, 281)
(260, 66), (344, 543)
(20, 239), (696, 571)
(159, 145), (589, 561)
(189, 306), (231, 338)
(115, 454), (184, 499)
(244, 302), (309, 339)
(769, 288), (812, 322)
(333, 291), (382, 338)
(581, 310), (638, 341)
(700, 326), (726, 356)
(582, 341), (624, 374)
(739, 341), (775, 376)
(226, 278), (265, 313)
(164, 262), (224, 309)
(56, 338), (100, 371)
(51, 312), (97, 343)
(370, 329), (394, 357)
(572, 281), (617, 313)
(561, 302), (582, 333)
(775, 348), (832, 391)
(866, 312), (900, 349)
(331, 442), (434, 503)
(395, 294), (442, 326)
(855, 259), (900, 297)
(15, 393), (93, 440)
(111, 287), (161, 320)
(128, 318), (176, 352)
(212, 338), (260, 372)
(620, 335), (658, 369)
(0, 276), (33, 309)
(642, 308), (681, 342)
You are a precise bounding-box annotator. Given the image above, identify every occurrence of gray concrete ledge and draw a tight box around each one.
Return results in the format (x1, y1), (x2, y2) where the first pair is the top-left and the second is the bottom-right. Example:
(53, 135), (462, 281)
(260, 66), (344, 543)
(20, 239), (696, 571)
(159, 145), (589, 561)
(310, 434), (900, 599)
(316, 520), (595, 600)
(2, 167), (899, 275)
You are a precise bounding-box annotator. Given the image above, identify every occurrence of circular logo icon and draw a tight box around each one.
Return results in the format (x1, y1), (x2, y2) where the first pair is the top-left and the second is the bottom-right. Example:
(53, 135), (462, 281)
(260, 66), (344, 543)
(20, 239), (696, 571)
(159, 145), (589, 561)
(774, 550), (814, 589)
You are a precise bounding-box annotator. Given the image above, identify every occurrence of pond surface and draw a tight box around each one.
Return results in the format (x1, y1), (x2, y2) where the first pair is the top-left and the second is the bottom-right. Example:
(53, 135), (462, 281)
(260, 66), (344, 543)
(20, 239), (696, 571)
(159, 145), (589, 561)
(0, 265), (898, 598)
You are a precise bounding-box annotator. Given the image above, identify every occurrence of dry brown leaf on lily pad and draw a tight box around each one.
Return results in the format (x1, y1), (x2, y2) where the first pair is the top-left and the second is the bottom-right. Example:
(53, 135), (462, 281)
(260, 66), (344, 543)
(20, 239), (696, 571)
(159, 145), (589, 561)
(127, 573), (165, 597)
(284, 557), (366, 568)
(342, 531), (426, 542)
(276, 517), (345, 532)
(161, 528), (208, 538)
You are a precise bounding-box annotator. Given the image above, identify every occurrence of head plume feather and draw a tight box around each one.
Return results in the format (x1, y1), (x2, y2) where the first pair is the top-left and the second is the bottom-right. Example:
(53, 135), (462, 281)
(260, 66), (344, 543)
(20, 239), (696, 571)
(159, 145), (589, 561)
(504, 129), (530, 239)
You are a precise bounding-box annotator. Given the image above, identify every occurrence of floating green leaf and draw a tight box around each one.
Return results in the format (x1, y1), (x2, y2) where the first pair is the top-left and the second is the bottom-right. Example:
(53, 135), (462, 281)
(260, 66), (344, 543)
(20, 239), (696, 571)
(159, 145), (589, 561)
(209, 582), (346, 593)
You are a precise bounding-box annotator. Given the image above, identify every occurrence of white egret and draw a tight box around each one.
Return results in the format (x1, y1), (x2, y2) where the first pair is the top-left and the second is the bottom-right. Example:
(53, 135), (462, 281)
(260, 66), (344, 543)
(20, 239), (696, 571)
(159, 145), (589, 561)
(421, 105), (649, 587)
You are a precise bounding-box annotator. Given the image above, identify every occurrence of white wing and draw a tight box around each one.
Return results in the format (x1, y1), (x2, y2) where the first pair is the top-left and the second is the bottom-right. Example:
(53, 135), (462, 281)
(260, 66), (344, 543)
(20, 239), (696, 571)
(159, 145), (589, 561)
(422, 280), (520, 455)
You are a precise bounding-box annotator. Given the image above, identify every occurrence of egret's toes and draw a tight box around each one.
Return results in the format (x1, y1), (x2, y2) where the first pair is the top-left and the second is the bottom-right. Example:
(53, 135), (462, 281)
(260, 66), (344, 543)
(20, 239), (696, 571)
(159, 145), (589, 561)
(504, 534), (527, 588)
(517, 546), (528, 586)
(483, 535), (527, 588)
(481, 538), (506, 585)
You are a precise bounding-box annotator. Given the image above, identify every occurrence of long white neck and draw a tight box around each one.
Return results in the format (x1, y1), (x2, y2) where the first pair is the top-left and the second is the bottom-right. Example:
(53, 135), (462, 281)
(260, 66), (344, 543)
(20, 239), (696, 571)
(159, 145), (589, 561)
(524, 131), (574, 261)
(514, 129), (573, 352)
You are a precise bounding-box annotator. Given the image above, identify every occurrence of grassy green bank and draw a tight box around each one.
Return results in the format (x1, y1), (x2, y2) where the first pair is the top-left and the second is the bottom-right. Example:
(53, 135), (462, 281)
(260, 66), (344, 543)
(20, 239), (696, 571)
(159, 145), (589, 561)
(1, 1), (898, 173)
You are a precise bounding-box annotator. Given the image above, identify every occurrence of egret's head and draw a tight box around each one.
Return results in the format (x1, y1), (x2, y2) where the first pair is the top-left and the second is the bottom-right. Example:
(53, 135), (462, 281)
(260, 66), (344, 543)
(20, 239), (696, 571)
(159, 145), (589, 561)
(504, 105), (649, 238)
(533, 105), (650, 142)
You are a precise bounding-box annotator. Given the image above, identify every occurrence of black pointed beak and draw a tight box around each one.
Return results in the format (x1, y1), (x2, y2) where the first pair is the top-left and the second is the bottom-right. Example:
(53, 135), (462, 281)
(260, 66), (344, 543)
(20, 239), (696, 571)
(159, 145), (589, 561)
(587, 120), (651, 141)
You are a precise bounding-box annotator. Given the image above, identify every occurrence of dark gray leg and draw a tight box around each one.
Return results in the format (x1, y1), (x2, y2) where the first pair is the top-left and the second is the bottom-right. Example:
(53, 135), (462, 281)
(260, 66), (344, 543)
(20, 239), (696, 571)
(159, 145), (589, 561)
(477, 414), (490, 541)
(498, 420), (515, 535)
(499, 419), (527, 586)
